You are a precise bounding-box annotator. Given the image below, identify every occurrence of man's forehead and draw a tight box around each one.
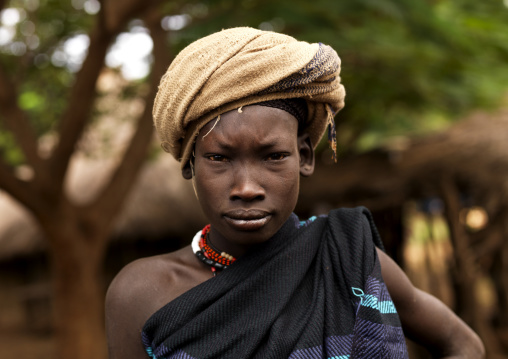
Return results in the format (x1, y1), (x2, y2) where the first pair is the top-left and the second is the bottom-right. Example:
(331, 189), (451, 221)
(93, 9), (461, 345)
(197, 105), (299, 147)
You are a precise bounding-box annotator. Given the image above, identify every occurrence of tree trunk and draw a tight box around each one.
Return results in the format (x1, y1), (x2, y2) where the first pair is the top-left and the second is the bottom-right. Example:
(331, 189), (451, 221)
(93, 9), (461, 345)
(439, 176), (506, 356)
(41, 204), (109, 359)
(492, 240), (508, 350)
(440, 176), (477, 324)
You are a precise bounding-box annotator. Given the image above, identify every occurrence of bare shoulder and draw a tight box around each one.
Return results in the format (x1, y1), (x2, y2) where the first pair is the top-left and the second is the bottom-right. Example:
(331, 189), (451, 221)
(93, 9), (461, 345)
(106, 245), (211, 324)
(105, 246), (211, 359)
(106, 251), (176, 318)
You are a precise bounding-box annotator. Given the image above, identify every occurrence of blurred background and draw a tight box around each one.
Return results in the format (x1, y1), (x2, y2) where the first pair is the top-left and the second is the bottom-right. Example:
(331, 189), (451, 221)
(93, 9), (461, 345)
(0, 0), (507, 358)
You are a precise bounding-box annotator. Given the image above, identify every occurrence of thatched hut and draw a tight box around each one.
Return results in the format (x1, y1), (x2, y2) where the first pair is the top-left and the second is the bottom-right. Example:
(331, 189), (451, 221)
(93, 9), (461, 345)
(0, 153), (205, 333)
(1, 108), (507, 356)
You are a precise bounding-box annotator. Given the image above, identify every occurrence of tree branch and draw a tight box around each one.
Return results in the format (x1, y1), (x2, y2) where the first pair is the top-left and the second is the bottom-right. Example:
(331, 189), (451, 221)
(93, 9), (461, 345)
(48, 0), (166, 195)
(89, 11), (172, 226)
(103, 0), (165, 34)
(0, 157), (38, 213)
(48, 21), (115, 192)
(0, 64), (42, 168)
(471, 209), (508, 259)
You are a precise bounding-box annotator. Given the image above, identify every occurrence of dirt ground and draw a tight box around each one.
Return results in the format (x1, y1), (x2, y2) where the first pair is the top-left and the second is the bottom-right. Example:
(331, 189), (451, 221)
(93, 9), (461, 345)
(0, 327), (55, 358)
(0, 273), (55, 359)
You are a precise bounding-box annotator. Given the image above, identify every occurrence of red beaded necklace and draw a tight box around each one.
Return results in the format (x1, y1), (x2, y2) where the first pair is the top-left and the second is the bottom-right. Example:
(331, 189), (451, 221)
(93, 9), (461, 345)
(192, 224), (237, 275)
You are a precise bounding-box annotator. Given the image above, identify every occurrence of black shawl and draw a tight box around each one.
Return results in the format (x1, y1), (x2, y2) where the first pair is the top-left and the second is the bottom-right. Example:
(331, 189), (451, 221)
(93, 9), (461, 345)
(142, 207), (408, 359)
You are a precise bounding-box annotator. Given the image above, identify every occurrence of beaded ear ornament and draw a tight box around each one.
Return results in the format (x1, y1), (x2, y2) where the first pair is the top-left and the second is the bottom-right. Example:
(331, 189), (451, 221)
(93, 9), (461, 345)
(192, 225), (236, 276)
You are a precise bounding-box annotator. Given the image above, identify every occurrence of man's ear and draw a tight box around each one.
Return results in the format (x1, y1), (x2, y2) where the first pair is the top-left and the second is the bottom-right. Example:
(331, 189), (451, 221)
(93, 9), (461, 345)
(182, 162), (193, 180)
(298, 133), (315, 177)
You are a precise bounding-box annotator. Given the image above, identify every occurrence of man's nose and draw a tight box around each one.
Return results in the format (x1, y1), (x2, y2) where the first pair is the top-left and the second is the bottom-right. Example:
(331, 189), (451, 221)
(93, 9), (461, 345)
(229, 166), (265, 202)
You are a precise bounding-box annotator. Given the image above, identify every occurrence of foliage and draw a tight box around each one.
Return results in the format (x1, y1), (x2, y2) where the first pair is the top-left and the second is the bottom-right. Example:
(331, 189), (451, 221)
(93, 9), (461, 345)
(1, 0), (508, 163)
(0, 0), (95, 164)
(191, 0), (508, 150)
(1, 0), (94, 133)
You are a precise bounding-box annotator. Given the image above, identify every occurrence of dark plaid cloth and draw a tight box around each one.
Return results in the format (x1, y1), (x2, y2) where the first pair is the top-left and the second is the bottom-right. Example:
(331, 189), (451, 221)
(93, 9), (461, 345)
(142, 207), (409, 359)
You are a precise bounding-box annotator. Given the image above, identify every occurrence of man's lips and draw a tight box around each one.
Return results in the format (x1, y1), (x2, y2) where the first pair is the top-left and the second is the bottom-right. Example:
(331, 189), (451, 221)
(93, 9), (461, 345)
(223, 209), (272, 231)
(224, 209), (269, 220)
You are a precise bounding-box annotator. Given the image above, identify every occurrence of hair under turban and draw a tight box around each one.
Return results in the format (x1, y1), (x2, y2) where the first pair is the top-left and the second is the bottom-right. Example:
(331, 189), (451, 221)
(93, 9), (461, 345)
(153, 27), (346, 167)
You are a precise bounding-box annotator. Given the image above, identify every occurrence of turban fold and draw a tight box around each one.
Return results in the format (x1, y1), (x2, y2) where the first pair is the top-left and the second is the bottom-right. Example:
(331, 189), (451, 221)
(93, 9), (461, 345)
(153, 27), (346, 166)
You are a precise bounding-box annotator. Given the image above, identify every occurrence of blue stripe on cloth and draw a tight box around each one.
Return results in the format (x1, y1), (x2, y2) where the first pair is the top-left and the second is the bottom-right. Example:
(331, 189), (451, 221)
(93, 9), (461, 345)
(352, 318), (408, 359)
(288, 334), (352, 359)
(288, 344), (323, 359)
(299, 216), (317, 228)
(325, 334), (353, 356)
(362, 295), (397, 314)
(365, 276), (393, 303)
(143, 339), (192, 359)
(288, 320), (406, 359)
(153, 344), (173, 358)
(145, 346), (157, 359)
(152, 349), (196, 359)
(168, 350), (197, 359)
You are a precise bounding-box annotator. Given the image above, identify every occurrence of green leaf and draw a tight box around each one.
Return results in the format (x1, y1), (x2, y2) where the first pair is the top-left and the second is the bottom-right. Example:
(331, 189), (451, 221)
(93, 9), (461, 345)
(18, 91), (44, 111)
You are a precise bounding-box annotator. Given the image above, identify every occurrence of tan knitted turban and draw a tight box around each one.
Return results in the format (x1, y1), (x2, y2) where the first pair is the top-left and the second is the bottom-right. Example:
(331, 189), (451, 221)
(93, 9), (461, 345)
(153, 27), (346, 167)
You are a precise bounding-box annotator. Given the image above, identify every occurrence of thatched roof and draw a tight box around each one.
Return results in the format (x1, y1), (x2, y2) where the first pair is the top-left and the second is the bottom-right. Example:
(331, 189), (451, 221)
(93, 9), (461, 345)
(299, 109), (508, 212)
(0, 153), (205, 261)
(0, 192), (45, 259)
(2, 108), (508, 261)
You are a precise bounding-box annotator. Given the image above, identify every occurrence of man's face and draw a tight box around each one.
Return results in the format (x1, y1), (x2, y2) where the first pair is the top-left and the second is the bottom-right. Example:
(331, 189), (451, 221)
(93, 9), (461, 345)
(185, 105), (314, 255)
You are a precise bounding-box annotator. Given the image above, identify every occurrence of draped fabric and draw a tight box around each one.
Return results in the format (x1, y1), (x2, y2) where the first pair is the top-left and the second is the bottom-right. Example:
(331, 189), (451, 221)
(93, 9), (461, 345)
(142, 207), (408, 359)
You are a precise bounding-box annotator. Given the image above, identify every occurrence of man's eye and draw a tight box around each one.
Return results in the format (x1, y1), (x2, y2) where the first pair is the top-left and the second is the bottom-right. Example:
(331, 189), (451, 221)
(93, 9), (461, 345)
(207, 155), (228, 162)
(267, 153), (288, 161)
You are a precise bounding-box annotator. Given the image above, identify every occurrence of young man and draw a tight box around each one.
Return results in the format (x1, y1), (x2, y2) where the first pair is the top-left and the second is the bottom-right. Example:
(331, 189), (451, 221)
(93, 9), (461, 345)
(105, 27), (484, 359)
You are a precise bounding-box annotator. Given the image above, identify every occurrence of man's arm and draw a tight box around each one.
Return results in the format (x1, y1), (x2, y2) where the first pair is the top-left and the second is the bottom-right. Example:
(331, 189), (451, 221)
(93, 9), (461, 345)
(376, 248), (485, 359)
